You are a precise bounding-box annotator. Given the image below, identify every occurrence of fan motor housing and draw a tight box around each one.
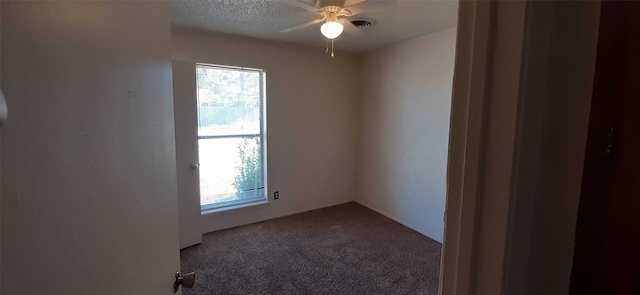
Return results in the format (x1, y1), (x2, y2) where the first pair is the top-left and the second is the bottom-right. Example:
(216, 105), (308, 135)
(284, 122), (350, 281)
(316, 0), (347, 9)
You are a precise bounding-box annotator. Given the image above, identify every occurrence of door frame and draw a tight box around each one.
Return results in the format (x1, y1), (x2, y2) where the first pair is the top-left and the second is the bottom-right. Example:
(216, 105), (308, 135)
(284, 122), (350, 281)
(441, 0), (601, 294)
(442, 1), (530, 293)
(440, 0), (494, 293)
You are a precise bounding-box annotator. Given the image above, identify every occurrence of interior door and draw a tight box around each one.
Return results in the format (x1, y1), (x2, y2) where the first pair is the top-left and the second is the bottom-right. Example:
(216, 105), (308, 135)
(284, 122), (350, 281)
(1, 2), (182, 294)
(173, 61), (204, 249)
(570, 1), (640, 294)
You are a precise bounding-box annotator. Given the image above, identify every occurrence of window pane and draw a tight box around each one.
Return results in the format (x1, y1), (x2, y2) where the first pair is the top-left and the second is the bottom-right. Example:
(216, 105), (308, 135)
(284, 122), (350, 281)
(196, 66), (262, 137)
(196, 64), (266, 210)
(198, 137), (264, 207)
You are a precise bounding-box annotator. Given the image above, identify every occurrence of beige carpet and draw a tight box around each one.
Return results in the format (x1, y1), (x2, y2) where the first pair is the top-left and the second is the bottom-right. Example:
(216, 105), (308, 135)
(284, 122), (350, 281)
(180, 202), (442, 294)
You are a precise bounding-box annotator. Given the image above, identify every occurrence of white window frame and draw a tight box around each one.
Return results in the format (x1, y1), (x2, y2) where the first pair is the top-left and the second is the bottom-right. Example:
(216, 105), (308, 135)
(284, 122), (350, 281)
(195, 63), (267, 211)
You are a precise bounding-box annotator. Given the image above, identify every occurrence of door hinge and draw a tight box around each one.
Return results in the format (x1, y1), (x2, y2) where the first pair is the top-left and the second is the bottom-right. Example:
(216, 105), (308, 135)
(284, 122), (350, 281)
(606, 125), (615, 157)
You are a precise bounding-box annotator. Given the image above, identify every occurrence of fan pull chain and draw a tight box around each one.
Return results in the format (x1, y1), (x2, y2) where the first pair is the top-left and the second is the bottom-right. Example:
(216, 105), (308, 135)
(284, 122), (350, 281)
(331, 39), (335, 57)
(324, 39), (336, 58)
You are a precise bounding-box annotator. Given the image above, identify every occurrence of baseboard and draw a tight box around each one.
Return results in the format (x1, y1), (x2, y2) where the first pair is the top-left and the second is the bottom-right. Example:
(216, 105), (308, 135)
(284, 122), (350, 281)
(354, 199), (443, 243)
(200, 199), (355, 234)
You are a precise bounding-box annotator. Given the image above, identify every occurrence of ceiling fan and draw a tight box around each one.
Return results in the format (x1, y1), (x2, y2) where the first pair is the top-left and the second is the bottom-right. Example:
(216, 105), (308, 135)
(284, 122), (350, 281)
(281, 0), (392, 56)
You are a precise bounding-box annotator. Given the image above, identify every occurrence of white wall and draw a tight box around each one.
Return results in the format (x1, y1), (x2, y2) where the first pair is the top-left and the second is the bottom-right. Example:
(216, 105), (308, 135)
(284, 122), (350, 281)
(357, 27), (457, 243)
(1, 2), (180, 294)
(172, 28), (359, 234)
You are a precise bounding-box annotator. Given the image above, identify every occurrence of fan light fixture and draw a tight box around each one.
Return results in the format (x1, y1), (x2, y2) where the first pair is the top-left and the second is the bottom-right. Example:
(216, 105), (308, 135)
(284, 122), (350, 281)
(320, 21), (343, 39)
(320, 12), (343, 40)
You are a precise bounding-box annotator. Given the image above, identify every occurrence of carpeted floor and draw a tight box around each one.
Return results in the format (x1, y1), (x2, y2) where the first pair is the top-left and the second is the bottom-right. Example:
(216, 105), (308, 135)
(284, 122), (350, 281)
(180, 202), (442, 295)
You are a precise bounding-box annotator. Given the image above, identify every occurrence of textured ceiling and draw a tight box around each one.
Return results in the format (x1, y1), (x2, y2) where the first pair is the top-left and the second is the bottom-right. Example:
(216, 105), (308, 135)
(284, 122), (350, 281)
(170, 0), (459, 53)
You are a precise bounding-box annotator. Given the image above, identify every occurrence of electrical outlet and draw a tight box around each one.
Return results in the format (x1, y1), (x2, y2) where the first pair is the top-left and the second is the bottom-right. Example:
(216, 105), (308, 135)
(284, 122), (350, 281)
(274, 191), (279, 200)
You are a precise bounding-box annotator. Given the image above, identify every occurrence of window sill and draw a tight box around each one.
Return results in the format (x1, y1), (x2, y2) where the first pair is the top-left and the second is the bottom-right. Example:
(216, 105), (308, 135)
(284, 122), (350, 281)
(201, 200), (270, 217)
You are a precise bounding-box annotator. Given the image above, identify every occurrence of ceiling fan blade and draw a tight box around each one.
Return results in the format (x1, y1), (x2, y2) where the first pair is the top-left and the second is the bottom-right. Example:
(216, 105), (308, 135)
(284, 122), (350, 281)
(280, 18), (325, 33)
(340, 18), (362, 36)
(345, 0), (396, 16)
(288, 0), (322, 13)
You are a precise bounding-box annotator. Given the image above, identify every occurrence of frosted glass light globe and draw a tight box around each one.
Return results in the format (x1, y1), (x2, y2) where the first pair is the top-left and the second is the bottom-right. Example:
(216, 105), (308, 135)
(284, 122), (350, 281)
(320, 21), (344, 39)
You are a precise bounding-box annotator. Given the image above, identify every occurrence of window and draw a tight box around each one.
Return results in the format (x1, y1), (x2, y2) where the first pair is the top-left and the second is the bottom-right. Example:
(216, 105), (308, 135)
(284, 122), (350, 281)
(196, 64), (266, 210)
